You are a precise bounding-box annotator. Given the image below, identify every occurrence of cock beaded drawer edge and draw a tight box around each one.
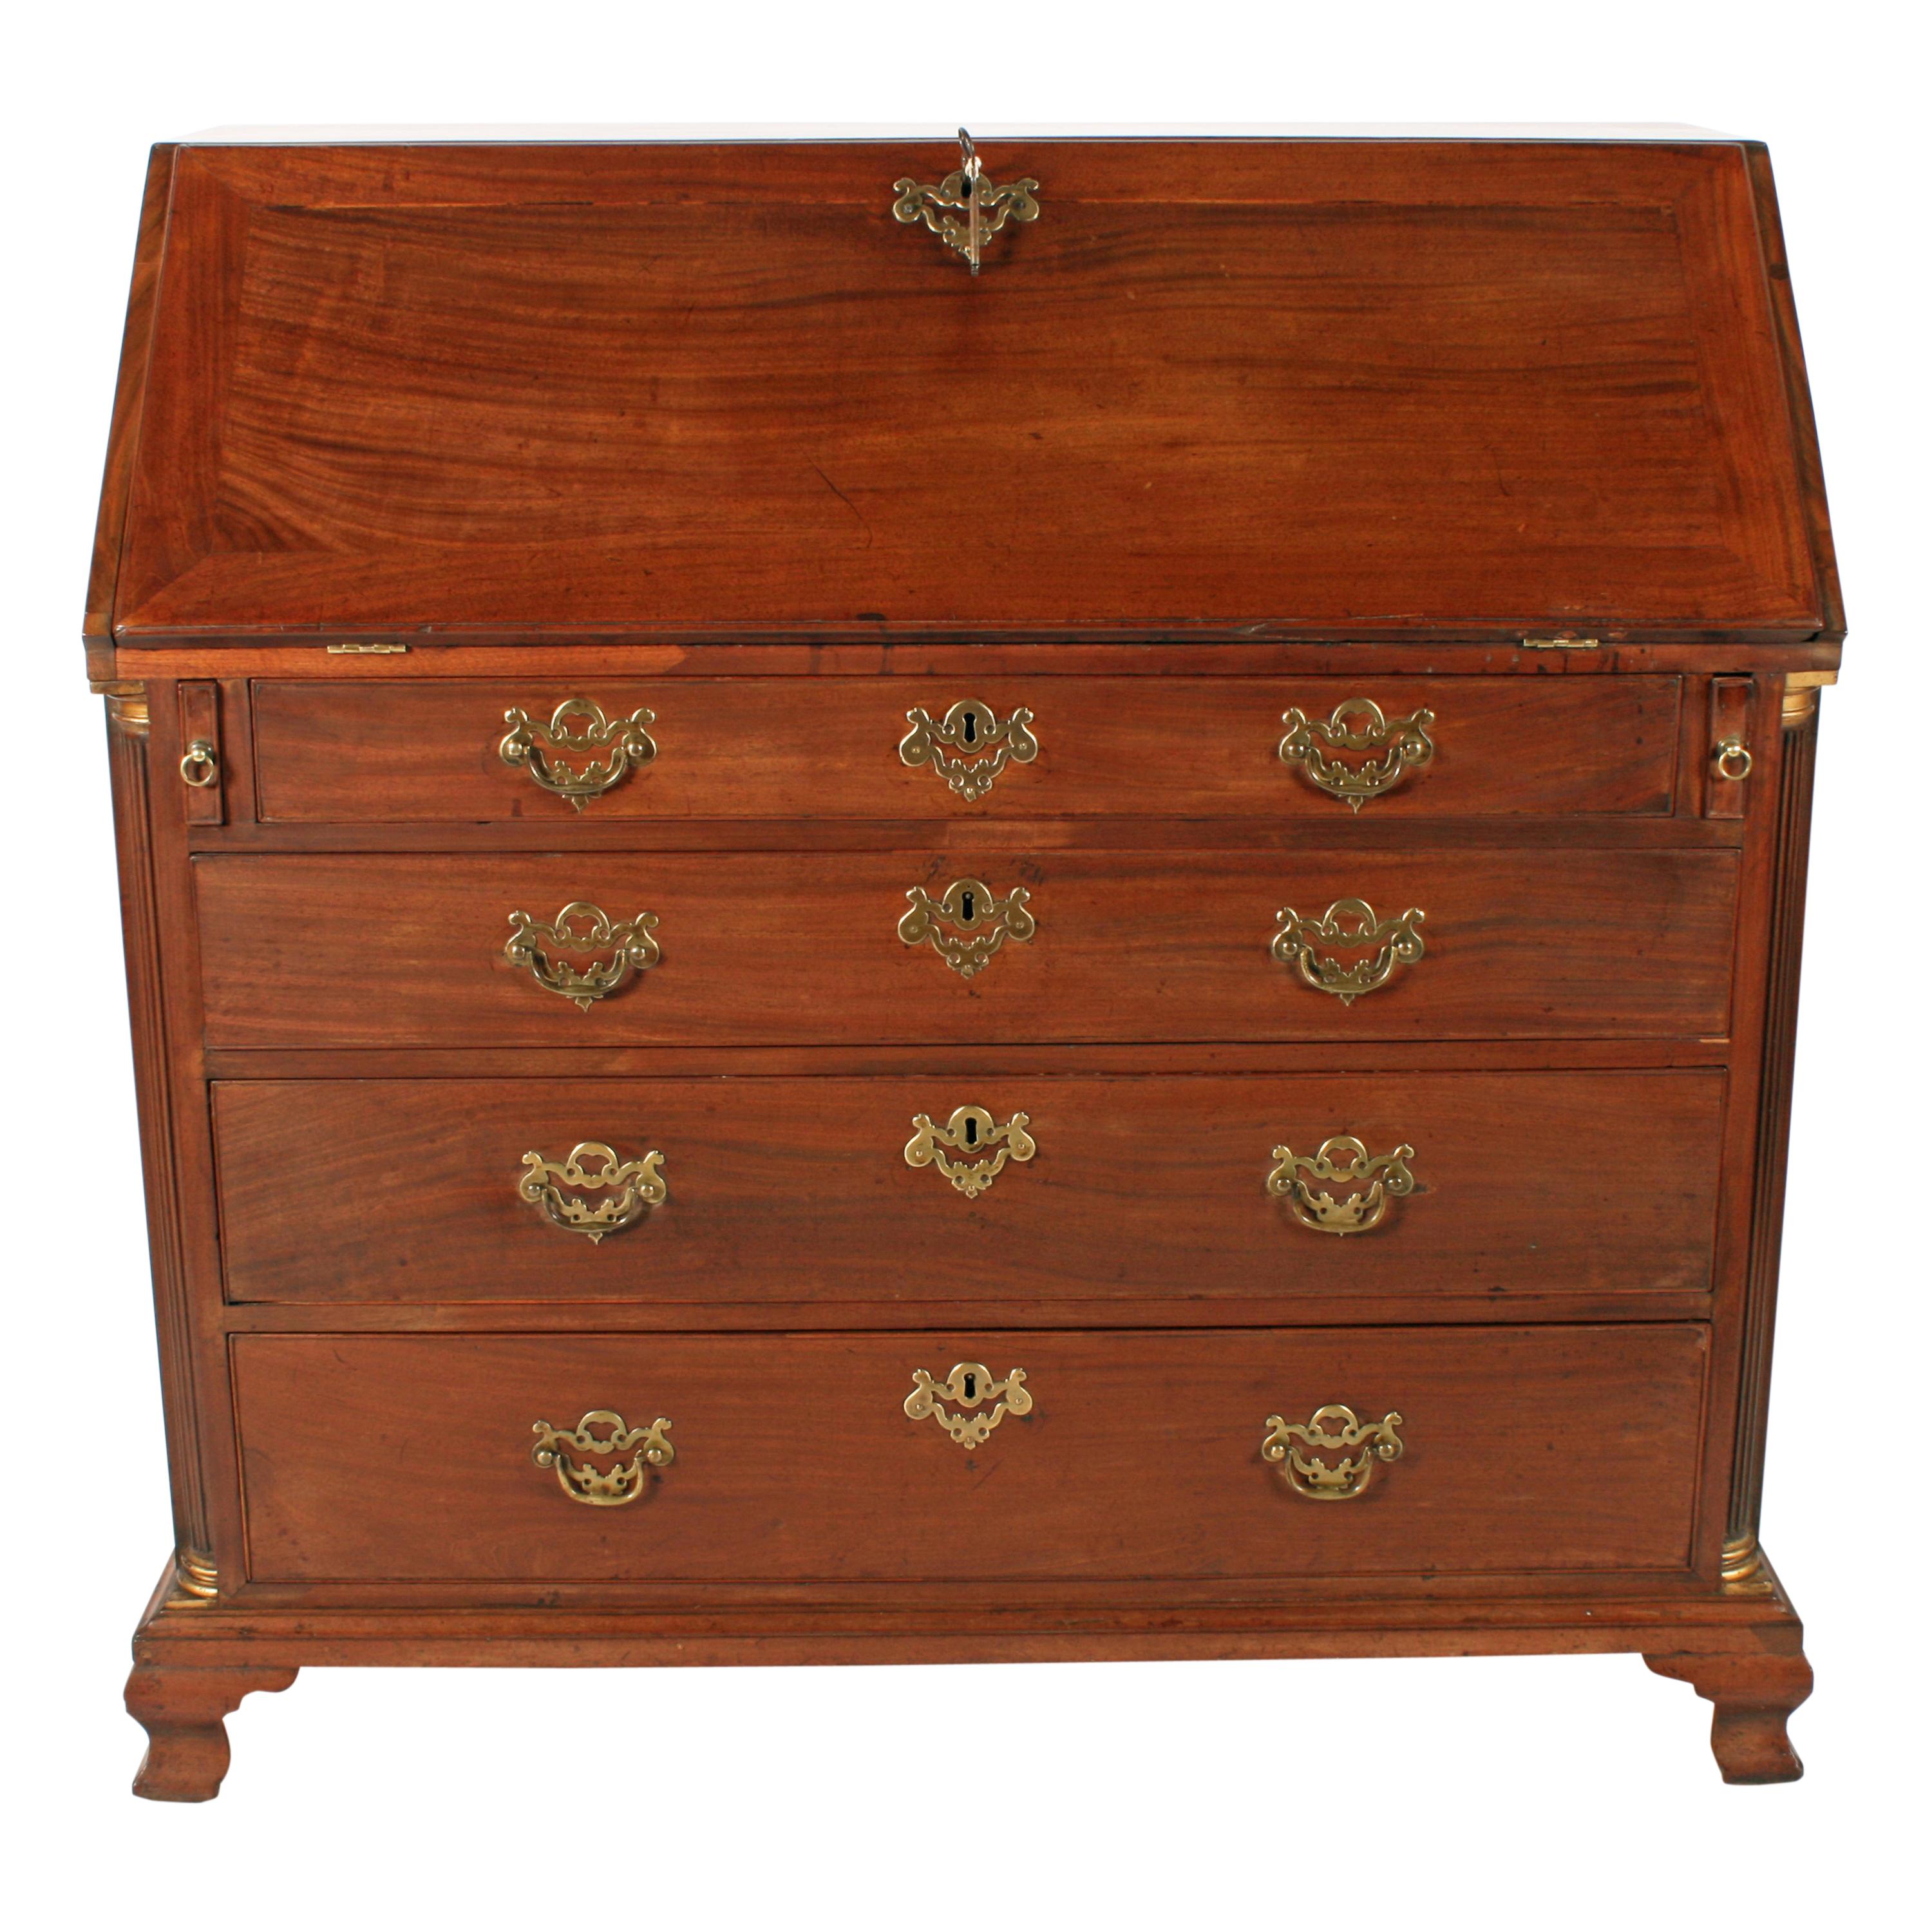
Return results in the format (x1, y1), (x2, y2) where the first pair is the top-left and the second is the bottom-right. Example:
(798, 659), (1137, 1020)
(86, 131), (1841, 1797)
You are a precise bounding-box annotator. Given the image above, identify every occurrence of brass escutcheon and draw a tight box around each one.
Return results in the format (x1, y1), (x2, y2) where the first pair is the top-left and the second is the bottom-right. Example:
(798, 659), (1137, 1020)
(517, 1142), (668, 1242)
(1278, 698), (1436, 810)
(1262, 1405), (1405, 1500)
(904, 1106), (1036, 1198)
(904, 1363), (1034, 1447)
(504, 902), (661, 1010)
(531, 1410), (675, 1506)
(499, 698), (657, 811)
(898, 876), (1036, 978)
(899, 701), (1039, 800)
(1266, 1136), (1417, 1235)
(1271, 897), (1426, 1005)
(891, 128), (1040, 275)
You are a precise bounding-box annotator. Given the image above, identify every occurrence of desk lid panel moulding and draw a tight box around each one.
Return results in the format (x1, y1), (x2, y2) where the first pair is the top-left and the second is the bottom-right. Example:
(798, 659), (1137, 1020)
(93, 137), (1836, 643)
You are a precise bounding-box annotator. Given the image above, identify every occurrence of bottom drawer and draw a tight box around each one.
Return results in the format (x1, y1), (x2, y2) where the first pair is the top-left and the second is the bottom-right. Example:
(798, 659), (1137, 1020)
(233, 1326), (1707, 1585)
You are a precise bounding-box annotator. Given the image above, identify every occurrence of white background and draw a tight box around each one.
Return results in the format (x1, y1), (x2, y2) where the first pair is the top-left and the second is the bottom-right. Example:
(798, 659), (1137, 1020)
(5, 3), (1924, 1924)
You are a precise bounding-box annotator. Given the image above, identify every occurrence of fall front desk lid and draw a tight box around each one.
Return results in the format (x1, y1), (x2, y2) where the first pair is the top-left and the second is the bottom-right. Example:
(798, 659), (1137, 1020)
(96, 138), (1834, 641)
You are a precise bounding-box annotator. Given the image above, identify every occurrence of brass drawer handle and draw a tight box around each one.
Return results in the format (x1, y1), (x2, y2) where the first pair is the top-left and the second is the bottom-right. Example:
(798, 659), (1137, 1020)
(500, 699), (657, 811)
(905, 1106), (1036, 1198)
(1713, 734), (1754, 781)
(1267, 1136), (1416, 1235)
(899, 876), (1036, 978)
(178, 739), (220, 788)
(504, 902), (660, 1010)
(1278, 699), (1435, 810)
(905, 1363), (1033, 1447)
(1262, 1405), (1405, 1500)
(517, 1141), (667, 1242)
(899, 701), (1038, 800)
(1272, 896), (1426, 1005)
(531, 1409), (674, 1506)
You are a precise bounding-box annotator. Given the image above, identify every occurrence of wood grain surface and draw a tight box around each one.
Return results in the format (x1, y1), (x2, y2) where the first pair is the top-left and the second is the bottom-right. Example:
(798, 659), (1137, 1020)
(107, 140), (1823, 638)
(231, 1325), (1710, 1583)
(211, 1070), (1725, 1307)
(251, 676), (1681, 821)
(192, 846), (1741, 1046)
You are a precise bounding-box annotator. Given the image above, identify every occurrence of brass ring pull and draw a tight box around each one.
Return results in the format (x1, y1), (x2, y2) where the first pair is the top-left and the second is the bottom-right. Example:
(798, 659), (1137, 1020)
(1271, 898), (1425, 1005)
(905, 1363), (1033, 1447)
(1267, 1136), (1416, 1235)
(1278, 699), (1435, 810)
(1262, 1405), (1405, 1500)
(899, 701), (1038, 800)
(531, 1410), (674, 1506)
(1713, 734), (1754, 781)
(178, 740), (219, 788)
(500, 699), (656, 811)
(518, 1142), (667, 1242)
(504, 902), (660, 1010)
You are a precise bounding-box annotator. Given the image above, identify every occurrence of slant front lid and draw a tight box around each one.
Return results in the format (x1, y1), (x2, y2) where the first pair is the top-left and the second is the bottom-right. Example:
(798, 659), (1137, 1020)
(102, 139), (1833, 639)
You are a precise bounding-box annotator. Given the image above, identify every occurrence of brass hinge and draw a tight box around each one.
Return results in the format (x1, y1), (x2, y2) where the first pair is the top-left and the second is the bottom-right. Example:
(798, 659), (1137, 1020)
(326, 641), (410, 655)
(1520, 636), (1601, 651)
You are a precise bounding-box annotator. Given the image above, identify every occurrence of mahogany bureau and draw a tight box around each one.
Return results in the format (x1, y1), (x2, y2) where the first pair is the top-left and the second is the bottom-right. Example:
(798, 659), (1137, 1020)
(86, 133), (1842, 1797)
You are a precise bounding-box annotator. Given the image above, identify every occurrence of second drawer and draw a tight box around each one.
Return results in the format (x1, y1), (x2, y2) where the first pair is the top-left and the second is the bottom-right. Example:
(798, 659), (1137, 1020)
(193, 847), (1740, 1046)
(213, 1070), (1725, 1307)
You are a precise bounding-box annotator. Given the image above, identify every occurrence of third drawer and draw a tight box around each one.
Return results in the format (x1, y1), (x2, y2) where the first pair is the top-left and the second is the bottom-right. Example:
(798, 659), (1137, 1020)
(213, 1070), (1725, 1308)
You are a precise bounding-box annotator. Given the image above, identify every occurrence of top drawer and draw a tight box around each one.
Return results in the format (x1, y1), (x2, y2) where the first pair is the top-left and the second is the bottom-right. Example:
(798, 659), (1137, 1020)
(251, 677), (1681, 822)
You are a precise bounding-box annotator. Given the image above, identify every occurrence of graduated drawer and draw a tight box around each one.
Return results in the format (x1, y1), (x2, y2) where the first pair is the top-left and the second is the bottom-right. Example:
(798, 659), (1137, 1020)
(250, 676), (1681, 822)
(193, 847), (1738, 1047)
(212, 1071), (1724, 1308)
(232, 1325), (1708, 1584)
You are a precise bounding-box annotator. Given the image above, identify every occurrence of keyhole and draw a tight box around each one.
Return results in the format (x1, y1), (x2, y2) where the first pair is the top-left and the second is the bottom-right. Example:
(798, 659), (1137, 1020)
(963, 1117), (979, 1147)
(960, 889), (976, 921)
(961, 1372), (979, 1401)
(961, 711), (978, 746)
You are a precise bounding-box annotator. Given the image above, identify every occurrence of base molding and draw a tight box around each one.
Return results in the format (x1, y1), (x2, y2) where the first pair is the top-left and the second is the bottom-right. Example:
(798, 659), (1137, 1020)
(128, 1557), (1811, 1796)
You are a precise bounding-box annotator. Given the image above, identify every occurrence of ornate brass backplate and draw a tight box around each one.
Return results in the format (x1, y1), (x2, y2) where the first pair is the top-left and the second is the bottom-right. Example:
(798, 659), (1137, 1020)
(891, 129), (1040, 274)
(499, 698), (657, 811)
(1271, 896), (1426, 1005)
(517, 1142), (668, 1242)
(898, 877), (1036, 978)
(1278, 699), (1436, 810)
(504, 902), (661, 1010)
(904, 1106), (1036, 1198)
(1266, 1136), (1417, 1235)
(530, 1409), (675, 1506)
(899, 701), (1039, 800)
(904, 1363), (1034, 1447)
(1261, 1405), (1405, 1500)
